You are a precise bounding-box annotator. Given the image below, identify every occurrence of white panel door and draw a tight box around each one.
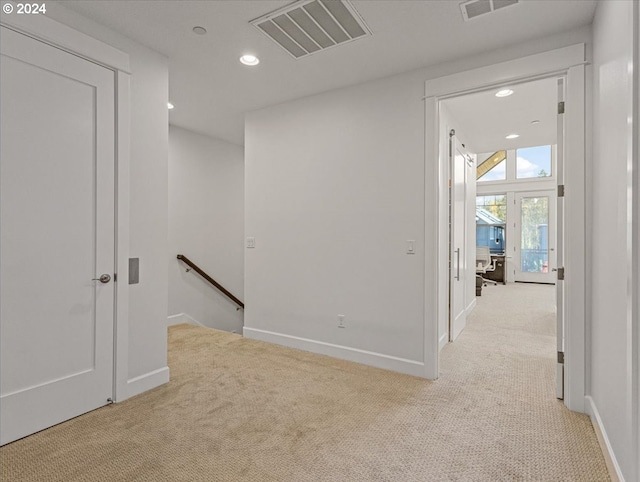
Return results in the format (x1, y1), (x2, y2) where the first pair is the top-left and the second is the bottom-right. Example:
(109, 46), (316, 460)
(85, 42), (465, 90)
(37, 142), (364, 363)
(0, 27), (116, 445)
(450, 135), (470, 341)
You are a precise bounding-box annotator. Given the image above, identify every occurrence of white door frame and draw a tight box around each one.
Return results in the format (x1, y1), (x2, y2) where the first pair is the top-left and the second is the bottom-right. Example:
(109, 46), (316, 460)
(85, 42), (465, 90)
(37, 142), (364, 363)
(631, 1), (640, 475)
(1, 8), (132, 403)
(424, 44), (587, 413)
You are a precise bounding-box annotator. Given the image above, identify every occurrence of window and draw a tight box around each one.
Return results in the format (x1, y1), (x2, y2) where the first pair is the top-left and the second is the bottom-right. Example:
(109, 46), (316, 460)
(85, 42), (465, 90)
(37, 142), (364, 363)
(477, 151), (506, 182)
(476, 194), (506, 254)
(516, 145), (552, 179)
(476, 194), (506, 222)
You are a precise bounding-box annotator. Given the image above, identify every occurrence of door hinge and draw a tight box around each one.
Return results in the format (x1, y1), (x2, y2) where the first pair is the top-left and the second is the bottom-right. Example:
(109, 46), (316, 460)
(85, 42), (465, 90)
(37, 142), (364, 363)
(555, 267), (565, 280)
(558, 101), (565, 114)
(558, 185), (565, 197)
(557, 351), (564, 364)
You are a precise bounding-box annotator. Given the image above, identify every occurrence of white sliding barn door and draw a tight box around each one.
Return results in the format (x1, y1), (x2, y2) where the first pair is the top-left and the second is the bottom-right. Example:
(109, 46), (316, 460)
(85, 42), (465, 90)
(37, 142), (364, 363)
(449, 134), (473, 341)
(0, 27), (116, 445)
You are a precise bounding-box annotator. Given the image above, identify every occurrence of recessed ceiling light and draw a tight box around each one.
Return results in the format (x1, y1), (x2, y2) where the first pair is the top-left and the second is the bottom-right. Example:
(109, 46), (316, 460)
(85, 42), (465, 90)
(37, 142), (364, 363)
(505, 133), (519, 139)
(495, 89), (514, 98)
(192, 26), (207, 35)
(167, 102), (174, 110)
(531, 120), (540, 124)
(240, 54), (259, 66)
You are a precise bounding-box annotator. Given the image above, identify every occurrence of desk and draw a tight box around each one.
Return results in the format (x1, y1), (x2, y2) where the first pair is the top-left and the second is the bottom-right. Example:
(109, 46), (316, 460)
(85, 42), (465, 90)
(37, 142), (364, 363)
(484, 255), (506, 284)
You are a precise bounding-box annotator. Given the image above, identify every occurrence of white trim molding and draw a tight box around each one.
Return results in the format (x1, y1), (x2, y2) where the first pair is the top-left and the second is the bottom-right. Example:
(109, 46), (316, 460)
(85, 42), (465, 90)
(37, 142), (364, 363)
(168, 313), (204, 327)
(586, 396), (624, 482)
(424, 94), (441, 380)
(631, 0), (640, 477)
(466, 297), (477, 317)
(635, 2), (640, 476)
(425, 44), (587, 410)
(0, 1), (130, 73)
(438, 297), (477, 351)
(114, 71), (131, 403)
(563, 63), (587, 413)
(425, 44), (586, 99)
(243, 327), (426, 378)
(439, 332), (448, 351)
(127, 367), (170, 399)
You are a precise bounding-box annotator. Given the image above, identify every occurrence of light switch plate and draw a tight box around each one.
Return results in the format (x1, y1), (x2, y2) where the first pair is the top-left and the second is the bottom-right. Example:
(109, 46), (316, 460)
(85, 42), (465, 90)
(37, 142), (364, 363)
(406, 240), (415, 254)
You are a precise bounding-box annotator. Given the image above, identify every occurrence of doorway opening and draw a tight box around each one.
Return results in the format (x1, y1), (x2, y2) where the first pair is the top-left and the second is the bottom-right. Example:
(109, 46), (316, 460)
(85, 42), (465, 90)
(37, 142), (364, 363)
(425, 44), (587, 412)
(441, 75), (563, 397)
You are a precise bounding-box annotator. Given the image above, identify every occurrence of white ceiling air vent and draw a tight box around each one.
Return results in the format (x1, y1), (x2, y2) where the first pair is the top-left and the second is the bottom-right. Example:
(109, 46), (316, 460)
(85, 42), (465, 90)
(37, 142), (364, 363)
(251, 0), (371, 60)
(460, 0), (519, 21)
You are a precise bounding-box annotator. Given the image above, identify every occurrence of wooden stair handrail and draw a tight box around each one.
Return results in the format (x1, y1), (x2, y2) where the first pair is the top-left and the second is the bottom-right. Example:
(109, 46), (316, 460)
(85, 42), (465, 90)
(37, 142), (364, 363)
(177, 254), (244, 310)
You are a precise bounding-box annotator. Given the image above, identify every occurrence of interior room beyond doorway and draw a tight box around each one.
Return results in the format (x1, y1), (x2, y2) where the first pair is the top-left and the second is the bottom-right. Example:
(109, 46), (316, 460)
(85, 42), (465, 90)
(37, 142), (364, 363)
(444, 76), (560, 287)
(440, 73), (567, 403)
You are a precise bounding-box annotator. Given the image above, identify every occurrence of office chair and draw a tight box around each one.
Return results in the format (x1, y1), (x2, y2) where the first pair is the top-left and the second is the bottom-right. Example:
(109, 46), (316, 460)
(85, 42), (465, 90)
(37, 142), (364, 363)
(476, 246), (498, 286)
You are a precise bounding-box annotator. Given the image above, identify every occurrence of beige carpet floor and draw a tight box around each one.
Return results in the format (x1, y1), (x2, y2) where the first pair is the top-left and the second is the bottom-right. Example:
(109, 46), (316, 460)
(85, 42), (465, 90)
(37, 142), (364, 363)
(1, 283), (609, 481)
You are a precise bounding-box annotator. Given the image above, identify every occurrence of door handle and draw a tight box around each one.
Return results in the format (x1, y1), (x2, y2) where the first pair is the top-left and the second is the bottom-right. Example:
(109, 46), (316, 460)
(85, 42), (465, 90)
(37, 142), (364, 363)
(455, 248), (460, 281)
(92, 274), (111, 284)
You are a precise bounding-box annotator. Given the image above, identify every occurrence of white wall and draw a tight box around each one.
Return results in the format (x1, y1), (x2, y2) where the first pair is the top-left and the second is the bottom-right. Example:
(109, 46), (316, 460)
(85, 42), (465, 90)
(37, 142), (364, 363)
(245, 26), (592, 377)
(244, 72), (427, 374)
(589, 1), (638, 480)
(168, 126), (244, 332)
(46, 5), (170, 393)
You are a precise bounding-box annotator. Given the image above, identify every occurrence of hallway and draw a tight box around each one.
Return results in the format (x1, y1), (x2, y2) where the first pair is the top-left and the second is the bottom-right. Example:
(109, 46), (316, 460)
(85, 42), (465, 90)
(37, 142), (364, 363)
(0, 284), (608, 481)
(439, 282), (605, 479)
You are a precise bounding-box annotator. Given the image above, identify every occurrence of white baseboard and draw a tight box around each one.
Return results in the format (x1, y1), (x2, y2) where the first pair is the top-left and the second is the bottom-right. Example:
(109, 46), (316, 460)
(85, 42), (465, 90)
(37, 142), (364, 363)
(126, 367), (170, 399)
(167, 312), (203, 327)
(585, 395), (624, 482)
(243, 327), (426, 378)
(437, 298), (475, 352)
(465, 297), (477, 315)
(439, 332), (448, 350)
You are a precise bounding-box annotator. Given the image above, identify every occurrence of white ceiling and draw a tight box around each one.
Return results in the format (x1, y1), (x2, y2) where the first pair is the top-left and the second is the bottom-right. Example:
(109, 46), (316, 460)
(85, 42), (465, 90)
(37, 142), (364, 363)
(443, 76), (559, 154)
(53, 0), (597, 146)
